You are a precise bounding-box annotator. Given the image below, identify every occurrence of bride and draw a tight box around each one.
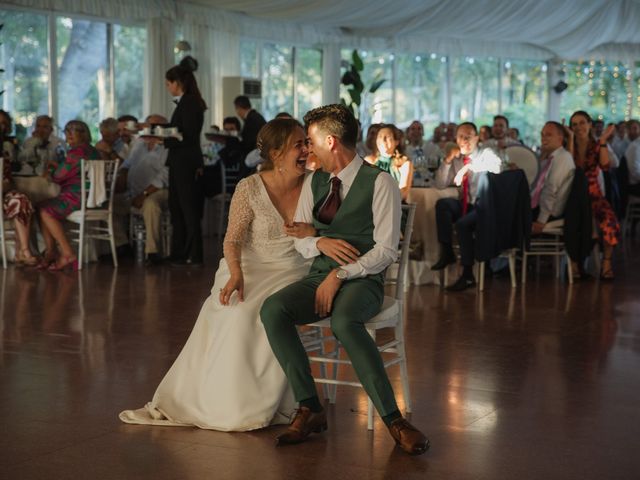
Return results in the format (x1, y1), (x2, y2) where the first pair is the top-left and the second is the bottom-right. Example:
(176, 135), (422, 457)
(119, 118), (315, 431)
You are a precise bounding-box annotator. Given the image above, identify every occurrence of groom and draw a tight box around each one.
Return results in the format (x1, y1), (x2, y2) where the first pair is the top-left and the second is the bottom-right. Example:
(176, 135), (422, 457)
(260, 104), (429, 455)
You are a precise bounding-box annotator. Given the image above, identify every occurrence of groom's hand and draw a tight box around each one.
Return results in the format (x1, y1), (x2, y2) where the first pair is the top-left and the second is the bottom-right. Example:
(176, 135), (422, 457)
(315, 269), (343, 317)
(317, 238), (360, 265)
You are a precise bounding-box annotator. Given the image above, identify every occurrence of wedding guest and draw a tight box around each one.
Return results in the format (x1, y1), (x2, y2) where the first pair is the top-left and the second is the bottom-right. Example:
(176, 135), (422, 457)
(483, 115), (519, 164)
(611, 120), (630, 160)
(96, 117), (128, 161)
(405, 120), (442, 164)
(567, 111), (620, 280)
(367, 124), (413, 200)
(363, 123), (382, 160)
(37, 120), (100, 271)
(2, 154), (37, 265)
(431, 122), (502, 291)
(0, 110), (17, 164)
(479, 125), (492, 144)
(625, 119), (640, 197)
(164, 56), (207, 267)
(113, 114), (170, 265)
(18, 115), (64, 175)
(117, 114), (139, 157)
(233, 95), (266, 160)
(530, 122), (575, 235)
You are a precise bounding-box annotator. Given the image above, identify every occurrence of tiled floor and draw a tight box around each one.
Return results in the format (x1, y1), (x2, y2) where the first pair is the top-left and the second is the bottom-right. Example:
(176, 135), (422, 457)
(1, 242), (639, 479)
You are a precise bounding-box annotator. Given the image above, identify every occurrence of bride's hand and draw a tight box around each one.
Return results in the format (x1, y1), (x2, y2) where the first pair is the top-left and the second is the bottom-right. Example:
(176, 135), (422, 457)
(284, 222), (316, 238)
(219, 274), (244, 305)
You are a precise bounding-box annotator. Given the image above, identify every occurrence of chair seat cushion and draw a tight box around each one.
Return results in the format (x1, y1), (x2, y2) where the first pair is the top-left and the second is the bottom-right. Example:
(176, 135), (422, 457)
(67, 209), (110, 224)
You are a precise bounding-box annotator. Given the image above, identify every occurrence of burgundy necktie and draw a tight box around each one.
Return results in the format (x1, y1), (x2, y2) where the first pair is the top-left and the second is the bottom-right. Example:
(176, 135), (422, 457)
(461, 156), (471, 214)
(317, 176), (342, 224)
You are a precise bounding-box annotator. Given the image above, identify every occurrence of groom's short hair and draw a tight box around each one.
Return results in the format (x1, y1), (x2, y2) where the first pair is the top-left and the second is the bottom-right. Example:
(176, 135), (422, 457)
(303, 104), (358, 149)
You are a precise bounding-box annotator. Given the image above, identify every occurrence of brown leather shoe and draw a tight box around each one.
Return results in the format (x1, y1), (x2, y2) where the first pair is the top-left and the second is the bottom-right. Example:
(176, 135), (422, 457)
(387, 418), (430, 455)
(276, 407), (327, 446)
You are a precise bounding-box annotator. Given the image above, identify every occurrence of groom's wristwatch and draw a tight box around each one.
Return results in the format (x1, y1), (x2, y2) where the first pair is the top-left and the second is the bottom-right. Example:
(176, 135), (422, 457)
(335, 268), (348, 281)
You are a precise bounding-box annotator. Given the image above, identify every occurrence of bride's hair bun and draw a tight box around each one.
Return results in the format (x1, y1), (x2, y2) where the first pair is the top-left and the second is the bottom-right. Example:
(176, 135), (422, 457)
(179, 55), (199, 73)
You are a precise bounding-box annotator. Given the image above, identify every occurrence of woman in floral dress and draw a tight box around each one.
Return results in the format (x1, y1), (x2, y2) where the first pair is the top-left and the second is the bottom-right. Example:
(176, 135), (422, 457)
(37, 120), (100, 271)
(3, 151), (38, 265)
(567, 111), (620, 279)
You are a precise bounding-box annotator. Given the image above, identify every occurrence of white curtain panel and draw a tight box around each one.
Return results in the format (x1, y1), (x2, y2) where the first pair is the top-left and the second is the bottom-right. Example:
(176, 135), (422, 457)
(144, 17), (175, 120)
(2, 0), (176, 21)
(181, 20), (240, 128)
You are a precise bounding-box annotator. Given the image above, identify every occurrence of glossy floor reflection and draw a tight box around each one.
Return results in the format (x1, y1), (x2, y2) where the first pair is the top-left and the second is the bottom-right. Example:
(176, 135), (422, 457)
(1, 242), (640, 479)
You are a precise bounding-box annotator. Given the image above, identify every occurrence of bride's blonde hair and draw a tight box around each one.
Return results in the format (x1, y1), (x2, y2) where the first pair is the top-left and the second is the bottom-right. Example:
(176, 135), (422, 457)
(256, 118), (303, 171)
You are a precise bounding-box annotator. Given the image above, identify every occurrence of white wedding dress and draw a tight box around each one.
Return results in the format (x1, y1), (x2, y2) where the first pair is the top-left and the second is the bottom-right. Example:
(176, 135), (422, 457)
(119, 174), (311, 431)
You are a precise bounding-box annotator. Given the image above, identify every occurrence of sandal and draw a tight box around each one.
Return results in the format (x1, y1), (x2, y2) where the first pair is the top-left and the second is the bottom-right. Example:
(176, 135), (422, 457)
(15, 249), (39, 267)
(48, 255), (78, 272)
(35, 250), (57, 270)
(600, 259), (614, 281)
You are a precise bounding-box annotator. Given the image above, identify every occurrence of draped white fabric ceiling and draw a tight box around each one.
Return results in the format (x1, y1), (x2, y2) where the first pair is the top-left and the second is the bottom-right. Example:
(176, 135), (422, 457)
(189, 0), (640, 60)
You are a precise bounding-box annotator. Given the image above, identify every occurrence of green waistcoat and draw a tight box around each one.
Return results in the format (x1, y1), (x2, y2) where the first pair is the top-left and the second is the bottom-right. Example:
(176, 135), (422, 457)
(310, 162), (383, 283)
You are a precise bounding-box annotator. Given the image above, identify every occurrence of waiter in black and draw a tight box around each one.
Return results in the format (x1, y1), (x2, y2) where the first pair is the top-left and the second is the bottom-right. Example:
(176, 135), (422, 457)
(164, 56), (207, 266)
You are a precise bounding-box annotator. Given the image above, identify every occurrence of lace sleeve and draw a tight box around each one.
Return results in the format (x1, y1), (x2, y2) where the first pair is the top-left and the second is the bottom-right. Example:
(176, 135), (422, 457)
(223, 178), (254, 274)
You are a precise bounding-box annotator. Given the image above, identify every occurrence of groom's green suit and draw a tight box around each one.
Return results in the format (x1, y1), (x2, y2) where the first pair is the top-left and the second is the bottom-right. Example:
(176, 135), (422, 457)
(261, 159), (400, 417)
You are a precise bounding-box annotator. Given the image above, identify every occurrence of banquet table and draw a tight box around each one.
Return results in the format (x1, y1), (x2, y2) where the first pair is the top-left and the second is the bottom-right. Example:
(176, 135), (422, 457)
(407, 186), (458, 285)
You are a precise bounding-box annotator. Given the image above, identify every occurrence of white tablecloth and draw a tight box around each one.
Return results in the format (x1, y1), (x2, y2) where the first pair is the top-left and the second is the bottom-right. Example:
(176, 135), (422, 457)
(407, 187), (458, 285)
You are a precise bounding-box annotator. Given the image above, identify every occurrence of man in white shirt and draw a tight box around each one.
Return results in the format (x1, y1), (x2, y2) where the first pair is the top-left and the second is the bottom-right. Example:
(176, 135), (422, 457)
(96, 117), (129, 161)
(260, 104), (429, 455)
(431, 122), (502, 291)
(624, 119), (640, 197)
(112, 114), (170, 264)
(483, 115), (520, 164)
(405, 120), (442, 164)
(610, 121), (629, 160)
(530, 121), (576, 234)
(18, 115), (63, 174)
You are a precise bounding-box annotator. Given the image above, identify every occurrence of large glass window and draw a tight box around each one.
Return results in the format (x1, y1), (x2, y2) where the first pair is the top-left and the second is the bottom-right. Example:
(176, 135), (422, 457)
(259, 44), (322, 121)
(294, 47), (322, 118)
(56, 17), (108, 134)
(395, 53), (447, 135)
(261, 43), (293, 120)
(450, 56), (499, 127)
(114, 24), (146, 120)
(560, 60), (633, 124)
(0, 10), (50, 140)
(240, 39), (259, 78)
(501, 59), (548, 146)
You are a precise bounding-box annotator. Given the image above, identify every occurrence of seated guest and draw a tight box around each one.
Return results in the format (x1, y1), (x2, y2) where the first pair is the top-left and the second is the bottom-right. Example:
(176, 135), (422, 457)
(96, 117), (127, 161)
(218, 116), (245, 168)
(611, 120), (629, 160)
(113, 114), (169, 265)
(625, 119), (640, 197)
(405, 120), (442, 164)
(365, 123), (406, 175)
(117, 114), (139, 158)
(508, 127), (522, 144)
(3, 151), (38, 265)
(0, 110), (18, 164)
(37, 120), (100, 271)
(362, 123), (382, 160)
(530, 122), (576, 235)
(567, 110), (619, 280)
(479, 125), (492, 144)
(431, 122), (502, 291)
(18, 115), (64, 174)
(482, 115), (520, 164)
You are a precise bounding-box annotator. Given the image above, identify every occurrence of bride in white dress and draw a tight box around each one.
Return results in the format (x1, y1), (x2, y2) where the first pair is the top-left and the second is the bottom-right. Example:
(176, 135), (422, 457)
(119, 119), (315, 431)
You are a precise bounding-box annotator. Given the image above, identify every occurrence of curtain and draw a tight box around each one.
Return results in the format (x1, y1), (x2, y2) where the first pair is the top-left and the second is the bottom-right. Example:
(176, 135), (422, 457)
(143, 17), (175, 120)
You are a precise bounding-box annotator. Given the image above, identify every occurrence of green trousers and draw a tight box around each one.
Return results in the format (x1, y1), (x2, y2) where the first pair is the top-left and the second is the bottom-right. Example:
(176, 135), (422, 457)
(260, 272), (399, 417)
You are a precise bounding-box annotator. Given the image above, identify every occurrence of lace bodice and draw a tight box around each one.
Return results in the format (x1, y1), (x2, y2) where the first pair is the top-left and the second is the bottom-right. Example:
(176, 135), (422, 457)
(223, 174), (297, 258)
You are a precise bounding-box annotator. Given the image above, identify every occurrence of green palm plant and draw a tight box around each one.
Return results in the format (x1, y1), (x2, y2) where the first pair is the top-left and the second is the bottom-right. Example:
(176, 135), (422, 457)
(340, 49), (385, 123)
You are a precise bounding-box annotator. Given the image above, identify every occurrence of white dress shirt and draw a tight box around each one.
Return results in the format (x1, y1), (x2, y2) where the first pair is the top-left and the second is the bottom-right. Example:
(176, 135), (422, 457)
(625, 138), (640, 186)
(435, 147), (502, 203)
(534, 146), (575, 223)
(611, 135), (629, 161)
(18, 135), (64, 174)
(293, 155), (401, 280)
(122, 138), (169, 197)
